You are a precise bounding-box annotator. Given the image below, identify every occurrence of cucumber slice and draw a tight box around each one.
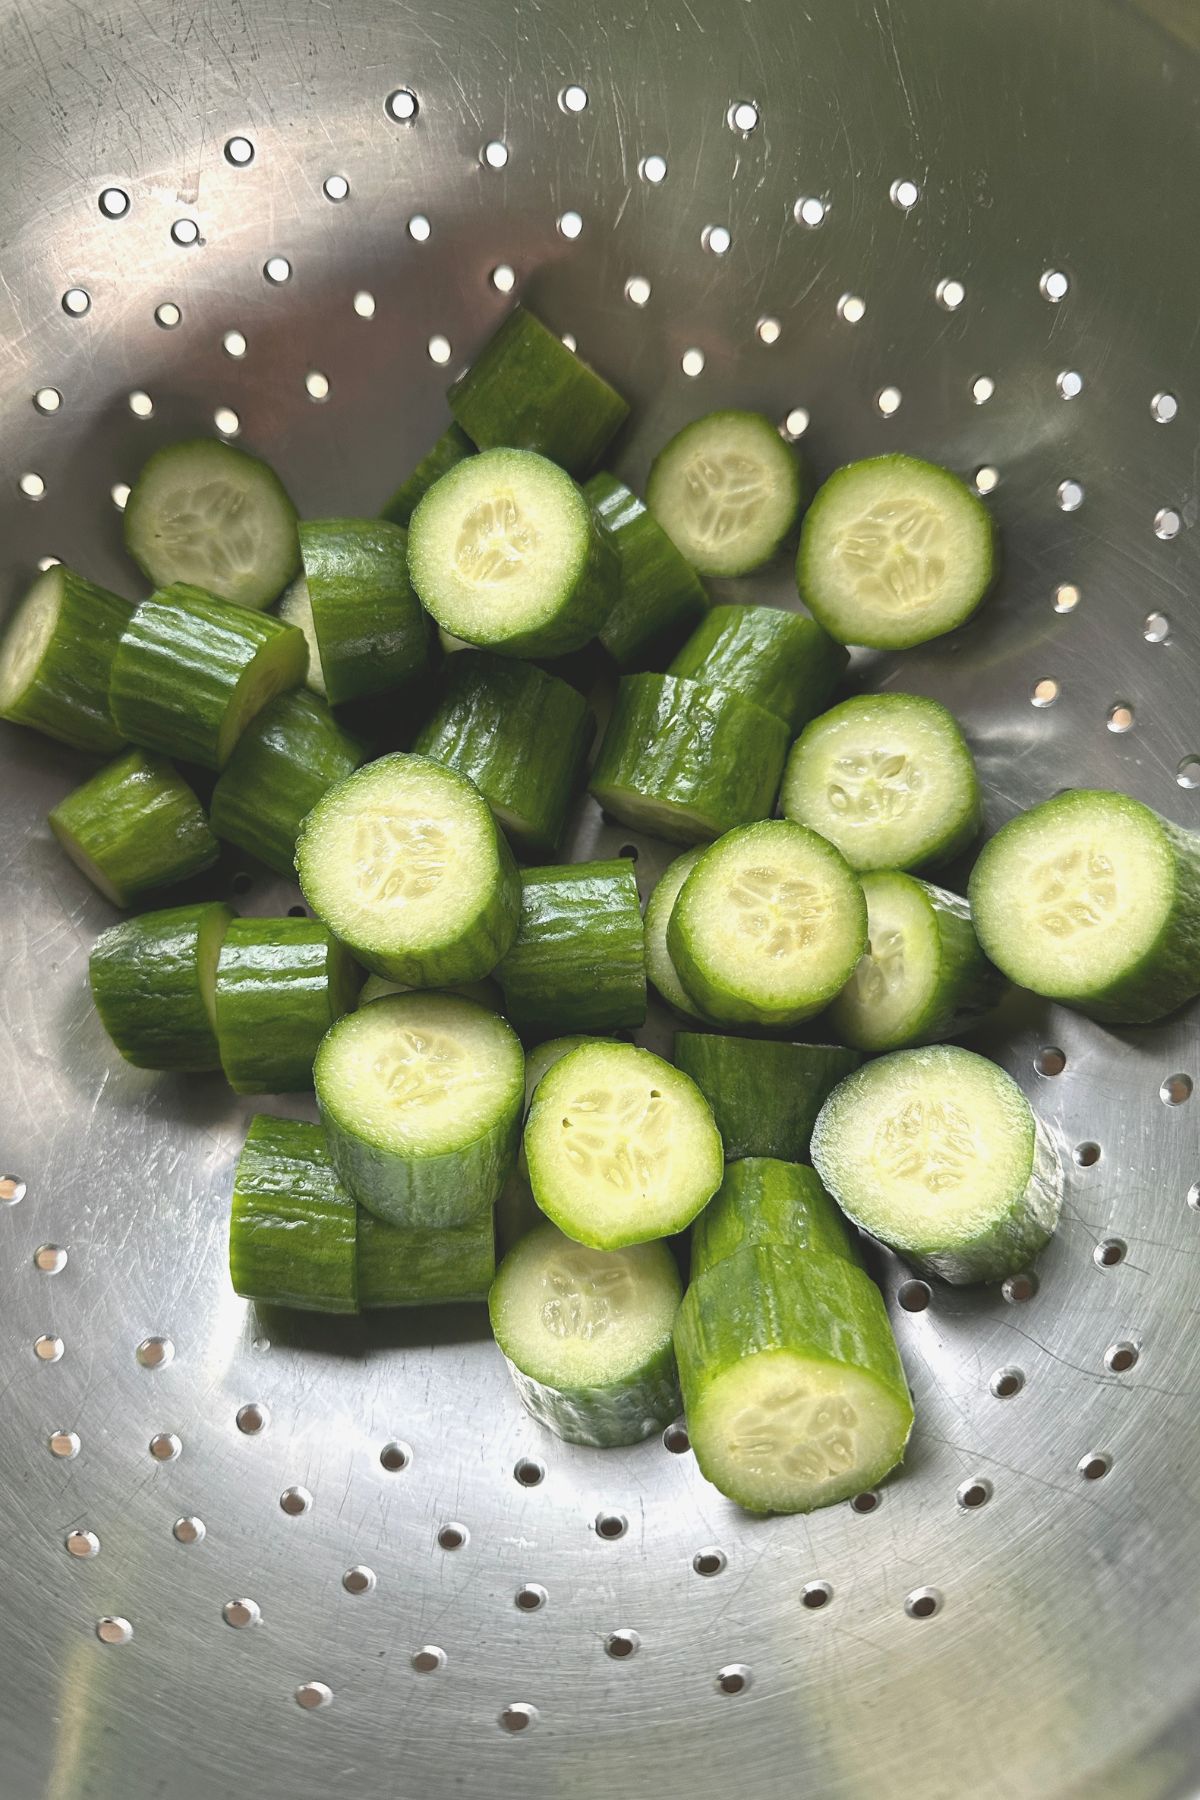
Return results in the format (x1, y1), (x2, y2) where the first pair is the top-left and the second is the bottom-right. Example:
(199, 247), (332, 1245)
(675, 1245), (914, 1513)
(691, 1159), (858, 1279)
(525, 1041), (723, 1250)
(583, 472), (708, 670)
(89, 901), (235, 1071)
(646, 411), (807, 578)
(781, 693), (982, 873)
(110, 584), (308, 771)
(811, 1046), (1064, 1284)
(667, 604), (847, 733)
(277, 575), (326, 698)
(968, 789), (1200, 1025)
(314, 992), (524, 1226)
(358, 1203), (495, 1308)
(413, 651), (594, 857)
(797, 454), (995, 649)
(448, 305), (629, 478)
(210, 689), (365, 878)
(0, 566), (132, 754)
(667, 821), (867, 1028)
(381, 423), (475, 528)
(672, 1034), (862, 1162)
(292, 519), (431, 706)
(296, 752), (521, 985)
(497, 859), (646, 1037)
(490, 1221), (682, 1446)
(408, 449), (617, 658)
(589, 674), (789, 846)
(358, 973), (502, 1010)
(229, 1116), (358, 1313)
(828, 871), (1004, 1051)
(215, 918), (362, 1094)
(643, 848), (707, 1018)
(124, 438), (300, 610)
(49, 749), (218, 908)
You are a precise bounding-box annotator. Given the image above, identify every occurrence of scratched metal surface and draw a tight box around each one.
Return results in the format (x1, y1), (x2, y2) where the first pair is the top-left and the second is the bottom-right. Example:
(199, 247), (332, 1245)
(1, 0), (1200, 1794)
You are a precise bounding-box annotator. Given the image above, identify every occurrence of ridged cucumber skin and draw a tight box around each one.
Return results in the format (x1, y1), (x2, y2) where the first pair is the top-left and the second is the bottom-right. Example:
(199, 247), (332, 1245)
(584, 472), (708, 670)
(448, 305), (629, 478)
(414, 652), (594, 857)
(229, 1116), (358, 1313)
(215, 919), (362, 1094)
(497, 860), (646, 1037)
(380, 424), (475, 527)
(673, 1034), (862, 1161)
(210, 689), (365, 877)
(358, 1203), (495, 1307)
(589, 674), (789, 846)
(89, 901), (235, 1071)
(668, 604), (847, 733)
(0, 567), (133, 753)
(690, 1159), (859, 1278)
(644, 849), (707, 1018)
(675, 1245), (914, 1512)
(109, 584), (309, 770)
(49, 749), (219, 907)
(298, 519), (431, 705)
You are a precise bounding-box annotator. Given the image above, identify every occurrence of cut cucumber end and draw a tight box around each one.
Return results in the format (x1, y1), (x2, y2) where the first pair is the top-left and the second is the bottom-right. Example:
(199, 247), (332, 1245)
(829, 871), (944, 1048)
(644, 847), (708, 1018)
(48, 817), (128, 907)
(278, 575), (327, 696)
(0, 570), (59, 712)
(219, 626), (310, 766)
(647, 411), (805, 577)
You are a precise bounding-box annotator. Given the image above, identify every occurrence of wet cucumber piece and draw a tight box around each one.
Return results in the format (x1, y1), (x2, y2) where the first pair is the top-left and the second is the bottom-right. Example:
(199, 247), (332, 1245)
(0, 566), (133, 754)
(49, 749), (218, 907)
(672, 1034), (862, 1162)
(89, 901), (235, 1071)
(229, 1116), (358, 1313)
(357, 973), (502, 1010)
(214, 918), (362, 1093)
(668, 604), (846, 733)
(282, 519), (431, 706)
(381, 423), (475, 528)
(209, 689), (365, 878)
(644, 848), (708, 1018)
(358, 1203), (495, 1307)
(496, 859), (646, 1038)
(690, 1159), (858, 1280)
(647, 410), (808, 578)
(583, 472), (708, 670)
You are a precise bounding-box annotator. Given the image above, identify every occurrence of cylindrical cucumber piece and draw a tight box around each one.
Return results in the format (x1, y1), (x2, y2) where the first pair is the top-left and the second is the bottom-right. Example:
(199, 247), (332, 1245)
(691, 1159), (858, 1279)
(647, 410), (808, 578)
(215, 918), (362, 1094)
(0, 566), (133, 753)
(667, 604), (847, 733)
(109, 584), (309, 770)
(210, 689), (366, 877)
(644, 848), (708, 1018)
(583, 472), (708, 670)
(589, 673), (789, 845)
(289, 519), (431, 705)
(357, 973), (503, 1010)
(673, 1034), (863, 1162)
(489, 1221), (682, 1446)
(496, 860), (646, 1038)
(358, 1203), (495, 1307)
(381, 423), (475, 528)
(89, 901), (235, 1071)
(229, 1116), (358, 1313)
(49, 749), (218, 907)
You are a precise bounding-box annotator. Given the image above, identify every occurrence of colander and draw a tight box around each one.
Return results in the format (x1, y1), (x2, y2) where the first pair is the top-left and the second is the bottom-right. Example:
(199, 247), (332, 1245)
(3, 0), (1199, 1794)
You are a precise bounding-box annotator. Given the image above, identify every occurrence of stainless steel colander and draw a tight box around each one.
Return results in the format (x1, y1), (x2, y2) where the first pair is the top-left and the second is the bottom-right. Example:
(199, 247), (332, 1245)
(3, 0), (1199, 1794)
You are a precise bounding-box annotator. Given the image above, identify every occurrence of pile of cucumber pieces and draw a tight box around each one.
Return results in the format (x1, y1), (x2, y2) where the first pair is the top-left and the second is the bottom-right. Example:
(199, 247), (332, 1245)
(6, 303), (1200, 1518)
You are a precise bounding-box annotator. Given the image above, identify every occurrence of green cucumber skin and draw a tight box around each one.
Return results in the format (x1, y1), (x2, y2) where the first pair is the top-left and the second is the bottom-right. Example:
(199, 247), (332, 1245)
(589, 674), (789, 846)
(690, 1159), (858, 1279)
(413, 651), (594, 858)
(229, 1116), (358, 1313)
(49, 749), (218, 907)
(668, 605), (847, 733)
(215, 919), (362, 1094)
(210, 689), (365, 877)
(495, 1168), (544, 1257)
(299, 519), (431, 705)
(381, 424), (475, 527)
(501, 1341), (681, 1448)
(89, 902), (235, 1071)
(358, 1203), (495, 1307)
(644, 849), (707, 1019)
(497, 860), (646, 1037)
(673, 1034), (862, 1161)
(583, 472), (708, 670)
(448, 305), (629, 478)
(0, 568), (133, 753)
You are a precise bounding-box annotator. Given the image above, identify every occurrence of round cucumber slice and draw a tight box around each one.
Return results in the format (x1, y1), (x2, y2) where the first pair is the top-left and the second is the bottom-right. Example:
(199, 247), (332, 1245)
(644, 847), (707, 1019)
(646, 410), (807, 577)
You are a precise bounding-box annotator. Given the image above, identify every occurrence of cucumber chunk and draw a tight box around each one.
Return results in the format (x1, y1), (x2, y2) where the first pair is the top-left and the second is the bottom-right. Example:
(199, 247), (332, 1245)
(296, 752), (521, 985)
(647, 410), (808, 578)
(673, 1034), (862, 1162)
(781, 693), (982, 873)
(497, 859), (646, 1037)
(210, 689), (365, 877)
(49, 749), (218, 908)
(668, 604), (847, 733)
(583, 472), (708, 670)
(524, 1040), (723, 1249)
(291, 519), (431, 706)
(277, 575), (326, 697)
(676, 1244), (914, 1513)
(968, 788), (1200, 1025)
(215, 918), (362, 1093)
(667, 821), (867, 1028)
(357, 973), (502, 1010)
(359, 1203), (495, 1308)
(124, 438), (300, 610)
(644, 848), (707, 1018)
(691, 1159), (858, 1280)
(89, 901), (235, 1071)
(0, 566), (133, 754)
(229, 1116), (358, 1313)
(381, 423), (475, 528)
(811, 1046), (1064, 1284)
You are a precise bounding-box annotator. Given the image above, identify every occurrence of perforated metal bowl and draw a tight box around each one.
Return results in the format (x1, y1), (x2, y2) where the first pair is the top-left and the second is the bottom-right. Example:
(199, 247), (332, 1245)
(3, 0), (1200, 1794)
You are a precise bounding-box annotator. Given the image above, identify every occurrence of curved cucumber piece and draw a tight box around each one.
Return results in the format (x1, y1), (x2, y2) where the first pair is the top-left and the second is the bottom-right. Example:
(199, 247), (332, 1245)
(359, 1203), (495, 1308)
(49, 749), (218, 908)
(292, 519), (430, 705)
(968, 789), (1200, 1025)
(89, 901), (234, 1071)
(409, 449), (617, 658)
(381, 423), (475, 528)
(691, 1159), (858, 1280)
(124, 438), (300, 610)
(668, 604), (846, 734)
(215, 918), (362, 1093)
(358, 973), (502, 1010)
(525, 1041), (723, 1249)
(315, 992), (524, 1227)
(647, 410), (807, 578)
(672, 1033), (862, 1162)
(448, 305), (629, 478)
(497, 859), (646, 1037)
(413, 651), (594, 857)
(828, 872), (1004, 1051)
(811, 1046), (1064, 1284)
(644, 848), (707, 1018)
(296, 753), (521, 986)
(229, 1116), (358, 1313)
(797, 454), (995, 649)
(781, 693), (982, 873)
(584, 472), (708, 670)
(210, 689), (365, 878)
(668, 821), (867, 1028)
(589, 674), (788, 845)
(490, 1221), (682, 1446)
(675, 1244), (914, 1513)
(0, 566), (133, 753)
